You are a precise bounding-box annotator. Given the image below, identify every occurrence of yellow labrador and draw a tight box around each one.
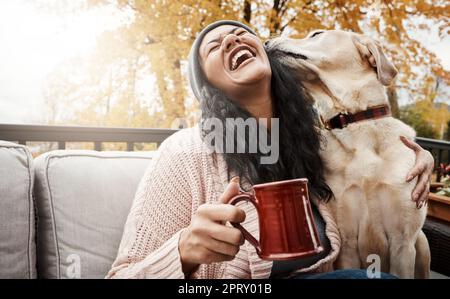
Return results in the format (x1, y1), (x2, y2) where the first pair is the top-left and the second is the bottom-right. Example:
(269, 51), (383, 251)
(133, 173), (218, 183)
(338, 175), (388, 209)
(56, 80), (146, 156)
(265, 30), (430, 279)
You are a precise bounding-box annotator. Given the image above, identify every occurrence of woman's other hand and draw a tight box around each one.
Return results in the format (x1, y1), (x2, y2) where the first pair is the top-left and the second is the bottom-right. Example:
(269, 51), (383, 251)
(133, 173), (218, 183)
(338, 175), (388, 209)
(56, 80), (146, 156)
(179, 176), (245, 276)
(400, 136), (434, 209)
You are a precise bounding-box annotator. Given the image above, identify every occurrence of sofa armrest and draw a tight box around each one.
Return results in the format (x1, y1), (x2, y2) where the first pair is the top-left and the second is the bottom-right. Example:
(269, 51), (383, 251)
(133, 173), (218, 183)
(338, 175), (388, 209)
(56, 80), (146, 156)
(0, 141), (36, 278)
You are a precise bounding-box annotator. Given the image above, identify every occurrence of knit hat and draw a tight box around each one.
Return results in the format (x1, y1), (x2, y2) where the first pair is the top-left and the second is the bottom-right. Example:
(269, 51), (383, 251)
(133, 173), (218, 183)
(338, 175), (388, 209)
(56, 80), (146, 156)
(188, 20), (257, 102)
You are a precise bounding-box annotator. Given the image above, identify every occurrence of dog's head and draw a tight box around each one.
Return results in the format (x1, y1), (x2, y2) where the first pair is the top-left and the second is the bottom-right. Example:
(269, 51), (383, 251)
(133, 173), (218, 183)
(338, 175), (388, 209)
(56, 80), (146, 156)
(265, 30), (398, 117)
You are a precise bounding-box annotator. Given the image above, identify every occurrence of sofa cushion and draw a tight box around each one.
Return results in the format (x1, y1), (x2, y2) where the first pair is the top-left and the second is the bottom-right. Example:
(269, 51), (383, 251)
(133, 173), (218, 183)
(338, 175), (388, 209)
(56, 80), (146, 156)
(0, 141), (36, 278)
(33, 150), (154, 278)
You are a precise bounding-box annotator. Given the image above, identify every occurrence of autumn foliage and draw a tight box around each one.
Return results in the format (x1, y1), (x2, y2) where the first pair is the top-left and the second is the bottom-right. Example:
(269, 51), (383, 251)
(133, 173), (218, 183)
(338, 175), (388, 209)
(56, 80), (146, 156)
(43, 0), (449, 138)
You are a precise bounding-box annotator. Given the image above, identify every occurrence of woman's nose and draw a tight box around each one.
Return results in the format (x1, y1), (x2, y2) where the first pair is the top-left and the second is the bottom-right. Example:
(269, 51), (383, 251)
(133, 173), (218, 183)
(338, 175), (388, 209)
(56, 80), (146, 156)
(223, 34), (241, 51)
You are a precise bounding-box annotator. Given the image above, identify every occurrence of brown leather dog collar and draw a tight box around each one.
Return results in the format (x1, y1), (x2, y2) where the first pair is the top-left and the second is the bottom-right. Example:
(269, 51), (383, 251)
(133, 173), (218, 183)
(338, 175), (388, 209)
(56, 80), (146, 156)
(323, 105), (391, 130)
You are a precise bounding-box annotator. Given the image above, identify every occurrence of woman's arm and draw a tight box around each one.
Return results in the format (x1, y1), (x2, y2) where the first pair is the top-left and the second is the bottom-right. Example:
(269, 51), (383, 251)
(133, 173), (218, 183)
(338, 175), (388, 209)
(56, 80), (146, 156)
(400, 136), (435, 209)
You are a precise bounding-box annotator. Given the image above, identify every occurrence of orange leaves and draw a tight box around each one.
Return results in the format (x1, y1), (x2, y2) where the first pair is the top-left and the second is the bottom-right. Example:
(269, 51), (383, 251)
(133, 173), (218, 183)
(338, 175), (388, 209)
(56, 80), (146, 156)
(43, 0), (448, 131)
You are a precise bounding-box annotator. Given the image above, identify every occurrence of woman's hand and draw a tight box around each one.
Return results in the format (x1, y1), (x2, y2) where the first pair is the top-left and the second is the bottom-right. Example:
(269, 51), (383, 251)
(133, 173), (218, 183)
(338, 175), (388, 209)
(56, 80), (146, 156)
(400, 136), (435, 209)
(179, 176), (245, 276)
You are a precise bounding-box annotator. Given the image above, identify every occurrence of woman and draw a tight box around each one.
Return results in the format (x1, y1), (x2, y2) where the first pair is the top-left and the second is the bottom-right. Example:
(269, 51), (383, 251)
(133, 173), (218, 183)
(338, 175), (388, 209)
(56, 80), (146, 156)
(106, 20), (433, 279)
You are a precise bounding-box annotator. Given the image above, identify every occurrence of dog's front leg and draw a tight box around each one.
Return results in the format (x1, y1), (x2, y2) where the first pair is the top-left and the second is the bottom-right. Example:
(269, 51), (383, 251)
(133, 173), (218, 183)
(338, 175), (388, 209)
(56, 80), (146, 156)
(388, 238), (417, 279)
(334, 188), (364, 270)
(381, 183), (427, 279)
(414, 230), (430, 279)
(336, 236), (362, 269)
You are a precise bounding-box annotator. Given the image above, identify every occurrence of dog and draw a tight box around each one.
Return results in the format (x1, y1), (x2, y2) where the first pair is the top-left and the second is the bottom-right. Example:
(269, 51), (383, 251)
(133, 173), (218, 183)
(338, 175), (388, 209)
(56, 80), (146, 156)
(265, 30), (430, 279)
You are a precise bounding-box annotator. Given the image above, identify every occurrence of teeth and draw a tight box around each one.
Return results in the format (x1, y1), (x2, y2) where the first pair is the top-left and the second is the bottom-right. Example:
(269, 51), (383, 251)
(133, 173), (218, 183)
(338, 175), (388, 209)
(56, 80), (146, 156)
(231, 49), (253, 71)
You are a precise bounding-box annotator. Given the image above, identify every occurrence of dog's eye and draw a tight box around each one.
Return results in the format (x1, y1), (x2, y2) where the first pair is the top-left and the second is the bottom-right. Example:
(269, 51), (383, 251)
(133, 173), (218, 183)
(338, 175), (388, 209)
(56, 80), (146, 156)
(310, 31), (324, 38)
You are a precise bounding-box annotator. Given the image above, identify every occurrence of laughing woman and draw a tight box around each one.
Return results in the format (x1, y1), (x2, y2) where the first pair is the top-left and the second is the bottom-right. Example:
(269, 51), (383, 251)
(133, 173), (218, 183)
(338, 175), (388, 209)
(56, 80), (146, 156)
(106, 20), (433, 279)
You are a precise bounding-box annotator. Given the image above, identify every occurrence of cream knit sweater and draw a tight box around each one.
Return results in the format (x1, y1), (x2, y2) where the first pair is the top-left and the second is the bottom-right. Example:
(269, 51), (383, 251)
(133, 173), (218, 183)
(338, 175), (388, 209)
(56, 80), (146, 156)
(106, 125), (341, 279)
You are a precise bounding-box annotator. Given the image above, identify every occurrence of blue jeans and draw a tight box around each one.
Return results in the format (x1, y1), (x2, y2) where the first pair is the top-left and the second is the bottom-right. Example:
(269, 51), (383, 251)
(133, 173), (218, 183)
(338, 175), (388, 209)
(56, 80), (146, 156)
(293, 269), (398, 279)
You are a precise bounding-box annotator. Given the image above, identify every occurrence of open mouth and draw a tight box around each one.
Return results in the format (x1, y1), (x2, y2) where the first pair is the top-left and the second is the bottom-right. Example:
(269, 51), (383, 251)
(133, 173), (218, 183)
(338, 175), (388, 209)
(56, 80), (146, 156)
(229, 46), (256, 71)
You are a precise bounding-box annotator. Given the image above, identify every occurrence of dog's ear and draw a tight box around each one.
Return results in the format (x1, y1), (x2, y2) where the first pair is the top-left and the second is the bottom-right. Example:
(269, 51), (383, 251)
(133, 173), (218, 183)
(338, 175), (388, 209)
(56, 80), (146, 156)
(353, 35), (398, 86)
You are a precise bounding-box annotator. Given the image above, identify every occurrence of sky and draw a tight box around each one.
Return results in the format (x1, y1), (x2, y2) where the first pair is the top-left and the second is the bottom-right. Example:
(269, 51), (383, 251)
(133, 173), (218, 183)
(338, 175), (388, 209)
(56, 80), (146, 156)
(0, 1), (449, 125)
(0, 1), (123, 124)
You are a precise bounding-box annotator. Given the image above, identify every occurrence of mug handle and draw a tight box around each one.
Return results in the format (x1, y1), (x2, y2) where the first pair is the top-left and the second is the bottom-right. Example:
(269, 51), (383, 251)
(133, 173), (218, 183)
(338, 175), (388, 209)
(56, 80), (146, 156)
(228, 193), (261, 254)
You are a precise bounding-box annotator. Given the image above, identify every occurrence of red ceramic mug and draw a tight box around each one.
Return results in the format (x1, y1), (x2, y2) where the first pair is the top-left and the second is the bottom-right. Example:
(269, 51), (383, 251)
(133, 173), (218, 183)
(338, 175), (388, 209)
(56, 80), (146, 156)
(229, 178), (323, 260)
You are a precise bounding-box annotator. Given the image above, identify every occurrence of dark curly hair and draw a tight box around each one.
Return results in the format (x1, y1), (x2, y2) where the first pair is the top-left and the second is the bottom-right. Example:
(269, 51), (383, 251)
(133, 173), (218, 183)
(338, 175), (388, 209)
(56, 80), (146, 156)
(199, 51), (333, 202)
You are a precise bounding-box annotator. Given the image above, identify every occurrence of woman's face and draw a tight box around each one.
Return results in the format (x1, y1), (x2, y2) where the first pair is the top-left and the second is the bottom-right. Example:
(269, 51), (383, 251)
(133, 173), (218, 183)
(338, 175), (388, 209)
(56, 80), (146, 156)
(198, 25), (271, 99)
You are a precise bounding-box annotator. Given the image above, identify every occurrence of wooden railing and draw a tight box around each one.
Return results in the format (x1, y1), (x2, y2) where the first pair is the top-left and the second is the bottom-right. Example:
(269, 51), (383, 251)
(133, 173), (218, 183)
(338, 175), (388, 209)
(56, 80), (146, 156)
(0, 124), (449, 164)
(0, 123), (178, 151)
(416, 137), (450, 168)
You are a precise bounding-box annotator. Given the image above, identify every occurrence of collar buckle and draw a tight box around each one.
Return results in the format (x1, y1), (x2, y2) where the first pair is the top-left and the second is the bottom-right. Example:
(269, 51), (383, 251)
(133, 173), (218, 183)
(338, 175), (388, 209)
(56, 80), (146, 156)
(339, 113), (348, 128)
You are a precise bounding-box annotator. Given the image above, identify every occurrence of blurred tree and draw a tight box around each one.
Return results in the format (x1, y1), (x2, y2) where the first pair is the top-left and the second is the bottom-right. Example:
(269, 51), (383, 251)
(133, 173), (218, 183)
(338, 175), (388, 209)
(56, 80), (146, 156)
(399, 104), (439, 139)
(413, 77), (450, 139)
(445, 119), (450, 140)
(399, 78), (450, 140)
(43, 0), (449, 135)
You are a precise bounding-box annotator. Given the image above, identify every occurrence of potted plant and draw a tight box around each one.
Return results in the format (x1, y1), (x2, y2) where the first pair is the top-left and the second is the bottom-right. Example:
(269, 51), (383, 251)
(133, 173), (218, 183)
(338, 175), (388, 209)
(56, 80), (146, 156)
(428, 163), (450, 223)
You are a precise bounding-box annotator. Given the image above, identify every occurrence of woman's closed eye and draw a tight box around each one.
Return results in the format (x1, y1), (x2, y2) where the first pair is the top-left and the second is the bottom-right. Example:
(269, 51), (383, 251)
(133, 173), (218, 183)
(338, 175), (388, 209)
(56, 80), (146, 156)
(309, 31), (324, 38)
(208, 44), (220, 54)
(206, 40), (223, 55)
(236, 30), (247, 36)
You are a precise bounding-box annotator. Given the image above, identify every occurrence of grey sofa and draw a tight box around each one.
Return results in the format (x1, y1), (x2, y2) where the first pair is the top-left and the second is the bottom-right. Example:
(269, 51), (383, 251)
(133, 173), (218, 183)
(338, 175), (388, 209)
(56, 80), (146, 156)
(0, 140), (154, 278)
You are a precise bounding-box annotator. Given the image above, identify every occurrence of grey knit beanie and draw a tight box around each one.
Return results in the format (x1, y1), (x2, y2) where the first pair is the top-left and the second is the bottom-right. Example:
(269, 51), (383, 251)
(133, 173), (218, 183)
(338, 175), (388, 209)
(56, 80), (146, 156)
(188, 20), (257, 102)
